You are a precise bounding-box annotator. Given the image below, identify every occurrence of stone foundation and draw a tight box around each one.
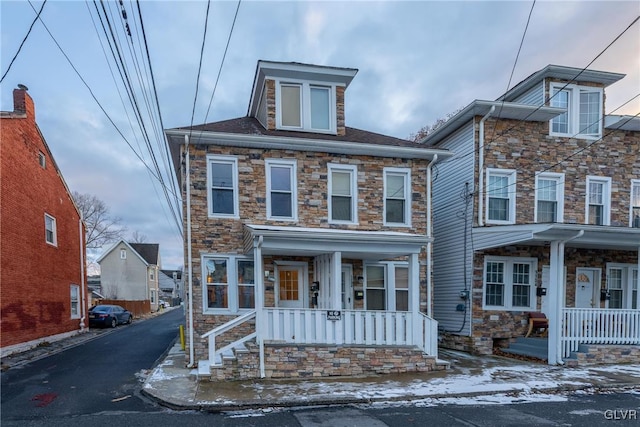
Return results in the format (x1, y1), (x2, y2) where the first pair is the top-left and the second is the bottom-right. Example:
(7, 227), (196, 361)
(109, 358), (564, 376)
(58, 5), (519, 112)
(565, 345), (640, 367)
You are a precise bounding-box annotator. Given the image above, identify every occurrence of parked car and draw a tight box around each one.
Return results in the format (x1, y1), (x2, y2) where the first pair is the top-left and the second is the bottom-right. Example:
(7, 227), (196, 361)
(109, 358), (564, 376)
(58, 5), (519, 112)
(88, 305), (132, 328)
(158, 300), (168, 309)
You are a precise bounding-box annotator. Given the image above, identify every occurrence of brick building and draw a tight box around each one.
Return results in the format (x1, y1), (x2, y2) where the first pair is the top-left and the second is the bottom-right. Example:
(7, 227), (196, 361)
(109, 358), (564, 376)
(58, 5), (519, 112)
(1, 87), (88, 355)
(165, 61), (452, 380)
(424, 65), (640, 365)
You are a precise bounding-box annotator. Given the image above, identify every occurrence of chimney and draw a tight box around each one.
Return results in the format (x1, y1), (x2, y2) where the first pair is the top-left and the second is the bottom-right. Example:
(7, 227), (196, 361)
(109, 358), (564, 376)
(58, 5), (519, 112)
(13, 84), (35, 119)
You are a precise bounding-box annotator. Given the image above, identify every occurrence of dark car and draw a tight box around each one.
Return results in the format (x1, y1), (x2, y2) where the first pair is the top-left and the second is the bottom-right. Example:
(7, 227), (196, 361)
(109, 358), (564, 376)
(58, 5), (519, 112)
(88, 304), (132, 328)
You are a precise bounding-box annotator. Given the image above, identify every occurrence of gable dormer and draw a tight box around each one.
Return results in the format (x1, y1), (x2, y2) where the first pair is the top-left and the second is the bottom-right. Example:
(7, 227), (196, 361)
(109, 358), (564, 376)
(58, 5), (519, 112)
(247, 61), (358, 136)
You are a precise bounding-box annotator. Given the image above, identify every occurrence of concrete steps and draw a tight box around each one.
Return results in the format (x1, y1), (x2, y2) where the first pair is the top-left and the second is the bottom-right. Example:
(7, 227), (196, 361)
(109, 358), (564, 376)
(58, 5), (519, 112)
(502, 337), (548, 360)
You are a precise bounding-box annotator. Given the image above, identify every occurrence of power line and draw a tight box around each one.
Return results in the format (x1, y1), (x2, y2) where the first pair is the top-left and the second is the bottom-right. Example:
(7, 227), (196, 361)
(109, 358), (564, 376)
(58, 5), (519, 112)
(189, 0), (212, 137)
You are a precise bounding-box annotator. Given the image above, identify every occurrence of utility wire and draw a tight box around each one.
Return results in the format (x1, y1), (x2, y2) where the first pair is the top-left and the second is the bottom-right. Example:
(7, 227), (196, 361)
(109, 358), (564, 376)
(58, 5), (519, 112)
(189, 0), (212, 139)
(0, 0), (48, 83)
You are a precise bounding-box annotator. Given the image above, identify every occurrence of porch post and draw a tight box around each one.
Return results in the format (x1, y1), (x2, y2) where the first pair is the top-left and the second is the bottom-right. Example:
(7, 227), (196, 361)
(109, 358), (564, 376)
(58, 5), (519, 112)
(331, 251), (342, 310)
(254, 237), (265, 378)
(409, 252), (421, 345)
(637, 247), (640, 308)
(548, 240), (565, 365)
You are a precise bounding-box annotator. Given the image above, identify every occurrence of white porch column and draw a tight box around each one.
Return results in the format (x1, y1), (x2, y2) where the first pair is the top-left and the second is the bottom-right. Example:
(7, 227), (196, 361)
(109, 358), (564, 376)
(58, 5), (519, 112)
(331, 251), (342, 310)
(254, 237), (265, 378)
(548, 241), (565, 365)
(409, 252), (421, 345)
(637, 247), (640, 308)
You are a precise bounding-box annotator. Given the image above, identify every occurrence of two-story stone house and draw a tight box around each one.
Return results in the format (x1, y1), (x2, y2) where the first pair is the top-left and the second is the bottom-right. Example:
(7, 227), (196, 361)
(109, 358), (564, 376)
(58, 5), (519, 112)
(166, 61), (451, 380)
(424, 65), (640, 365)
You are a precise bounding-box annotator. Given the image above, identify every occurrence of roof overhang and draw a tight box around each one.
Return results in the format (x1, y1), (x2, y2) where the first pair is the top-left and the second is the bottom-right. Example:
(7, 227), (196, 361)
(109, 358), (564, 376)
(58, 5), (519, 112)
(243, 224), (430, 259)
(166, 129), (452, 161)
(605, 115), (640, 131)
(422, 100), (564, 146)
(473, 224), (640, 251)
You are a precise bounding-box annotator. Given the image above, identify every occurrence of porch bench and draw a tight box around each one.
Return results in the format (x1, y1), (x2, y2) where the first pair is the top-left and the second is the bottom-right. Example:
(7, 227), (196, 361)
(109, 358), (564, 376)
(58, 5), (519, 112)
(525, 312), (549, 338)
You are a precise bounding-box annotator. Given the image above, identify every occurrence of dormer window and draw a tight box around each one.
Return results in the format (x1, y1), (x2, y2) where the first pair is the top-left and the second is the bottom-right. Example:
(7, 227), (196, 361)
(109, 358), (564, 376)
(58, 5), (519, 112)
(549, 83), (602, 138)
(277, 81), (335, 133)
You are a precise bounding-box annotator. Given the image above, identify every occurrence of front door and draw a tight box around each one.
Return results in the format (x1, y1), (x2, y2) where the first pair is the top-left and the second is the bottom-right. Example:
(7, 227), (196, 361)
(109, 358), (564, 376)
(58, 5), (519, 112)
(341, 265), (353, 310)
(575, 268), (600, 308)
(277, 265), (304, 308)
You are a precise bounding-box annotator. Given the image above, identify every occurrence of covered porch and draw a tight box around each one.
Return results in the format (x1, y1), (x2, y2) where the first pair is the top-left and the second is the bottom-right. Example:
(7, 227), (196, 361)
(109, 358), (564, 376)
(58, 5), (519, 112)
(474, 224), (640, 364)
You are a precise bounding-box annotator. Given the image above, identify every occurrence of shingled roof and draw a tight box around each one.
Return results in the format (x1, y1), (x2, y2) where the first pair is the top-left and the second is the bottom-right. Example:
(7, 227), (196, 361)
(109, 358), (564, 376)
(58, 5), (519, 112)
(130, 243), (159, 265)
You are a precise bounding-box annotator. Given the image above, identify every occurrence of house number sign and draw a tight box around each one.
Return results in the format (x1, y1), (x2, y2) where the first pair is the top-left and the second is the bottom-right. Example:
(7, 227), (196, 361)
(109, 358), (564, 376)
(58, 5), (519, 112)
(326, 310), (341, 321)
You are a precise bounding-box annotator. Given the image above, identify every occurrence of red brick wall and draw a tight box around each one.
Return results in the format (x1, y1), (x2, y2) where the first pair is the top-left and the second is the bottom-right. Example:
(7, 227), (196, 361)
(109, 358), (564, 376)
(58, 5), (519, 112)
(1, 89), (87, 348)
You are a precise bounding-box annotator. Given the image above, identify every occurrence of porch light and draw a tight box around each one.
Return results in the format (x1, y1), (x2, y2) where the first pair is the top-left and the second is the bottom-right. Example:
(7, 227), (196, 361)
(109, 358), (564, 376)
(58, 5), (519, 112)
(356, 275), (364, 284)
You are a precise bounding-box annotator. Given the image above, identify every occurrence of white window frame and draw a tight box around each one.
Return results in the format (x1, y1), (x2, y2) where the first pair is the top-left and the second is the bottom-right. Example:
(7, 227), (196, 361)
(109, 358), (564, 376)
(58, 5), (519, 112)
(534, 172), (564, 223)
(483, 256), (537, 311)
(328, 163), (358, 224)
(45, 213), (57, 246)
(585, 176), (611, 226)
(363, 261), (409, 311)
(606, 264), (639, 309)
(275, 79), (337, 134)
(38, 151), (46, 168)
(149, 269), (155, 281)
(485, 168), (517, 225)
(549, 83), (603, 139)
(207, 155), (239, 219)
(383, 167), (411, 227)
(202, 254), (255, 314)
(266, 159), (297, 221)
(120, 249), (126, 259)
(630, 179), (640, 228)
(70, 285), (80, 319)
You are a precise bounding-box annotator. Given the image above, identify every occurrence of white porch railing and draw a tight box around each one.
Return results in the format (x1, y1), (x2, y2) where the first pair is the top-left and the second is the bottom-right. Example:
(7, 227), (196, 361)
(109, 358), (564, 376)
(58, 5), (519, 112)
(561, 308), (640, 358)
(202, 310), (256, 366)
(263, 308), (438, 356)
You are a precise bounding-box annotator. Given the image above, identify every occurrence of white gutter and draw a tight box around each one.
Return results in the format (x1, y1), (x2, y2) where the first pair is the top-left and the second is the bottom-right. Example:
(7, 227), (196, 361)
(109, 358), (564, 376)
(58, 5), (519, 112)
(426, 154), (438, 317)
(477, 105), (495, 227)
(185, 134), (195, 368)
(79, 218), (86, 331)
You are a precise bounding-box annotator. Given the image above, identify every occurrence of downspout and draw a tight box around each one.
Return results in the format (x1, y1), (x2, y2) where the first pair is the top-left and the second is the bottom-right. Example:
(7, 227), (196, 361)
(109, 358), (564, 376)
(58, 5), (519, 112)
(477, 106), (495, 227)
(256, 235), (265, 378)
(426, 154), (438, 318)
(549, 229), (584, 365)
(185, 134), (195, 368)
(79, 218), (86, 331)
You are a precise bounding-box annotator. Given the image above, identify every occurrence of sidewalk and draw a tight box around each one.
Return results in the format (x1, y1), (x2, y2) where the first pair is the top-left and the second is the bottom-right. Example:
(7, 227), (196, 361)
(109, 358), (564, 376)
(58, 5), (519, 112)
(142, 344), (640, 412)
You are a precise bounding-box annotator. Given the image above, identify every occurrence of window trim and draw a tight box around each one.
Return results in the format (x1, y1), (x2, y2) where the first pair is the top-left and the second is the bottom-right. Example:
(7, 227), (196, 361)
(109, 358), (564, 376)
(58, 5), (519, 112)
(70, 285), (80, 319)
(275, 79), (337, 134)
(120, 249), (126, 259)
(485, 168), (517, 225)
(206, 155), (239, 219)
(630, 179), (640, 228)
(534, 172), (564, 223)
(201, 254), (255, 314)
(383, 167), (411, 227)
(549, 83), (603, 139)
(45, 213), (57, 246)
(363, 261), (409, 311)
(328, 163), (358, 224)
(482, 256), (538, 311)
(38, 151), (46, 168)
(606, 263), (639, 309)
(265, 159), (298, 221)
(585, 176), (611, 226)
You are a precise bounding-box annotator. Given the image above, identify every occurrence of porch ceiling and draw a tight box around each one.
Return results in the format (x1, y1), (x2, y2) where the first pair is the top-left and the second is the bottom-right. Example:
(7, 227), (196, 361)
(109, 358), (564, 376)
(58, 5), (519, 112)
(473, 224), (640, 251)
(244, 224), (430, 260)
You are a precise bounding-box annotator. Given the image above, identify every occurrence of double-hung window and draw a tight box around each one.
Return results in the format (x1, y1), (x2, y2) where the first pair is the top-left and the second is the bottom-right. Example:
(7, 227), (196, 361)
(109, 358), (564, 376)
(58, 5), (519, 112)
(549, 83), (603, 138)
(266, 159), (297, 220)
(45, 213), (57, 246)
(586, 176), (611, 226)
(207, 155), (238, 218)
(483, 257), (537, 311)
(631, 180), (640, 228)
(70, 285), (80, 318)
(203, 256), (255, 313)
(384, 167), (411, 226)
(486, 169), (516, 224)
(364, 262), (409, 311)
(328, 163), (357, 224)
(535, 172), (564, 223)
(606, 264), (640, 309)
(277, 81), (335, 133)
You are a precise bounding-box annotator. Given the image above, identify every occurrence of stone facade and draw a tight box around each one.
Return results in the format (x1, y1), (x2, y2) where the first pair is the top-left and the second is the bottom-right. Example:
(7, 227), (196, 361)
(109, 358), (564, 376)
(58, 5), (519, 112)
(565, 344), (640, 367)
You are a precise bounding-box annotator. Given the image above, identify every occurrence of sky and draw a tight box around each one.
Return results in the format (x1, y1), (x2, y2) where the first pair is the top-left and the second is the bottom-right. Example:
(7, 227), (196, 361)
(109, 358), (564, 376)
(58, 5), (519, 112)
(1, 0), (639, 270)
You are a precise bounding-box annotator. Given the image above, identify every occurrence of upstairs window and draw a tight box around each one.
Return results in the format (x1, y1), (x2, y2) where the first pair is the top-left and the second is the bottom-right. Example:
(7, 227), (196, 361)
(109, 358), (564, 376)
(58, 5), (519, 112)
(586, 176), (611, 226)
(207, 156), (239, 218)
(535, 172), (564, 223)
(631, 180), (640, 228)
(277, 81), (335, 133)
(38, 151), (46, 168)
(550, 83), (602, 138)
(45, 214), (57, 246)
(486, 169), (516, 224)
(384, 168), (411, 226)
(120, 249), (127, 259)
(328, 163), (357, 224)
(266, 159), (297, 221)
